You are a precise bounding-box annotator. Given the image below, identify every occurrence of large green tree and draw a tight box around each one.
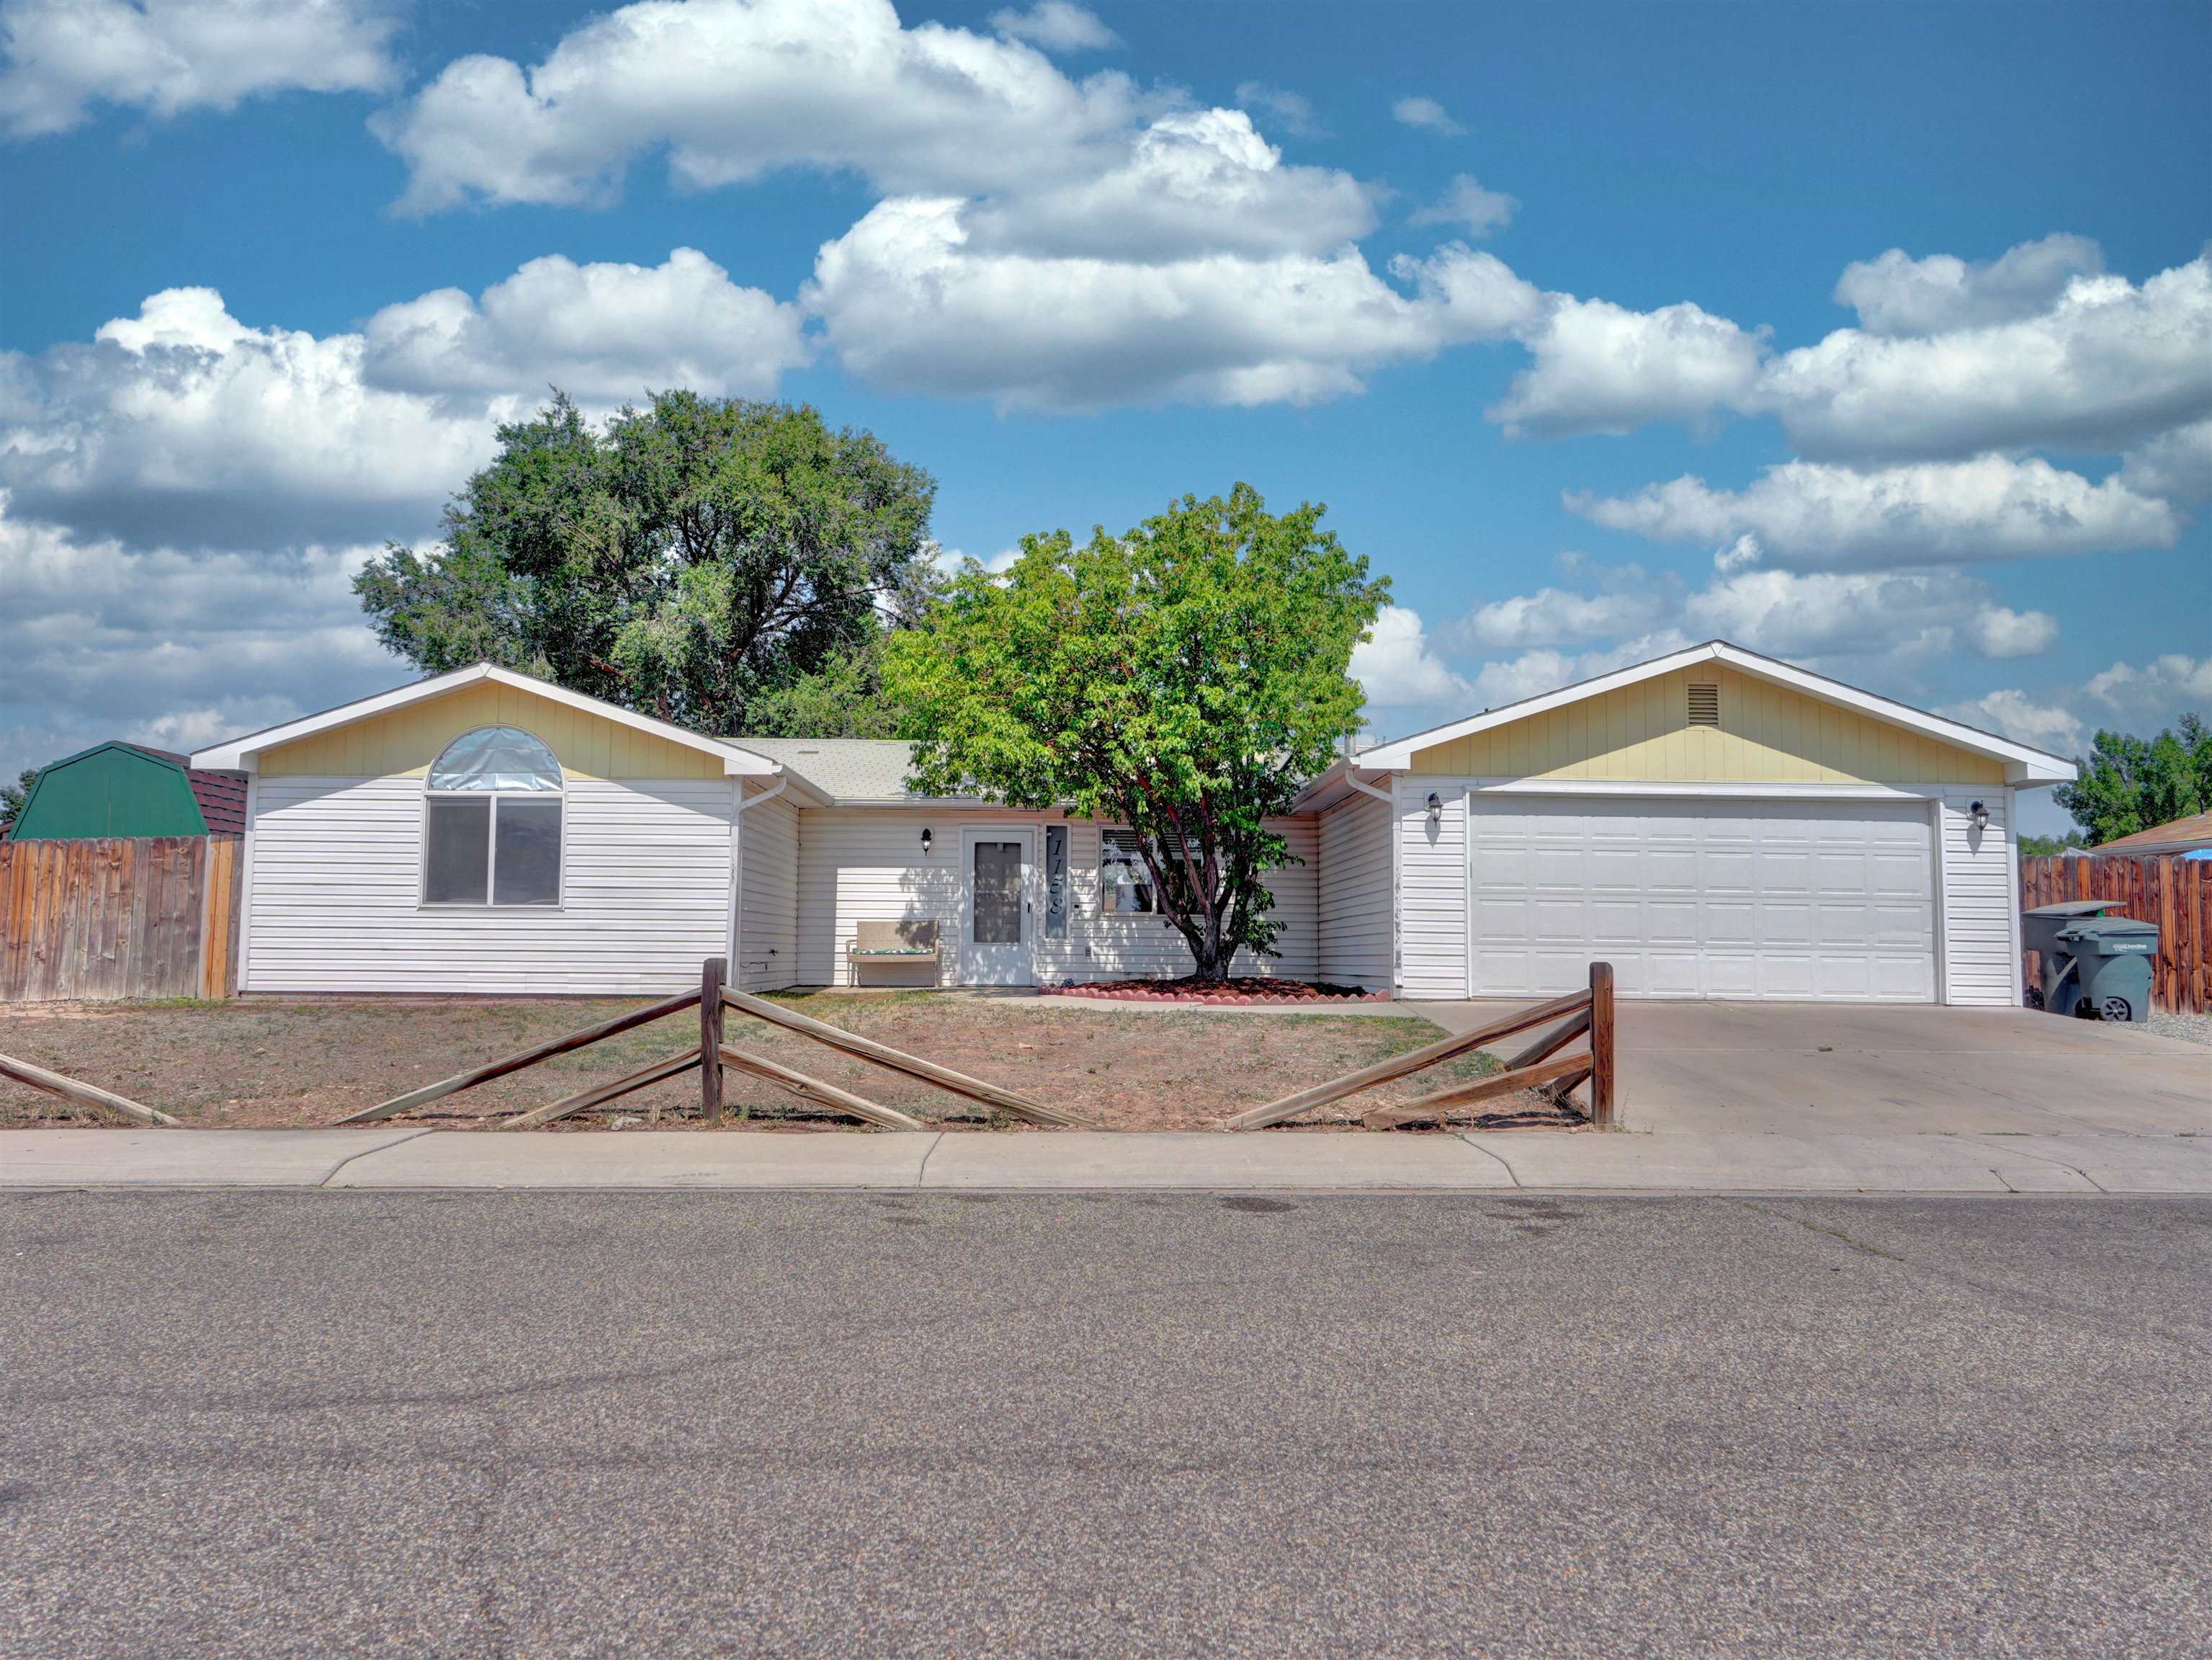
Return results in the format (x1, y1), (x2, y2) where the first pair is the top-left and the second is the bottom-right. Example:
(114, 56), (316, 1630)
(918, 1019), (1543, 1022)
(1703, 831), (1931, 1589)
(355, 391), (939, 733)
(886, 484), (1387, 980)
(2055, 715), (2212, 844)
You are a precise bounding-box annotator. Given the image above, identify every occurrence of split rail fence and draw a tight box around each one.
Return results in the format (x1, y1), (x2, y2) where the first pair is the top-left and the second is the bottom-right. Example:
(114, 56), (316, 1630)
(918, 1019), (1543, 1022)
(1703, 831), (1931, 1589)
(333, 958), (1097, 1132)
(2020, 854), (2208, 1014)
(1222, 962), (1616, 1130)
(0, 835), (241, 1002)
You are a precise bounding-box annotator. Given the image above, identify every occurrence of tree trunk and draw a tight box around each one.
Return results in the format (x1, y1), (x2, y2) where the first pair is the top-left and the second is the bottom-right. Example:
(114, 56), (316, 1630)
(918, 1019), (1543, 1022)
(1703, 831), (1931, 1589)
(1190, 916), (1237, 981)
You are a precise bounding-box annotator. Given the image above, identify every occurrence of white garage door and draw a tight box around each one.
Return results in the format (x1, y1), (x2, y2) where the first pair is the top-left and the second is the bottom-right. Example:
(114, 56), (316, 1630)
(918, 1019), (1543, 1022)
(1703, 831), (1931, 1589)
(1467, 797), (1936, 1001)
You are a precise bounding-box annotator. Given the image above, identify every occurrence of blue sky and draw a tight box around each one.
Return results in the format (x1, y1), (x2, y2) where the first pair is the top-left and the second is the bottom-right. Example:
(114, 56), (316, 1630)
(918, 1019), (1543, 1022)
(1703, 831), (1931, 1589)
(3, 0), (2207, 832)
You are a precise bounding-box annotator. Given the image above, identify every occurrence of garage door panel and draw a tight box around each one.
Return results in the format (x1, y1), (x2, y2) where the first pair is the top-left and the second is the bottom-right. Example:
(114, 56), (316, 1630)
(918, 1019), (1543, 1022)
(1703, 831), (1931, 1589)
(1642, 952), (1704, 996)
(1467, 796), (1934, 1002)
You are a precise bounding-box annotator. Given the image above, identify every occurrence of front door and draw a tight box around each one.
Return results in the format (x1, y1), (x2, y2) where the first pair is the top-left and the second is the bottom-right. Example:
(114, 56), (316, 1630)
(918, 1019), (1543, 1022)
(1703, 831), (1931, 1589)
(962, 829), (1035, 985)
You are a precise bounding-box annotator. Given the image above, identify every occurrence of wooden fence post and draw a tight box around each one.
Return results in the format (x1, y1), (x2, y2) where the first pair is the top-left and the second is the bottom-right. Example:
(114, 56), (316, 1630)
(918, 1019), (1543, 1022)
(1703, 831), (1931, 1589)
(1588, 961), (1615, 1129)
(700, 957), (726, 1125)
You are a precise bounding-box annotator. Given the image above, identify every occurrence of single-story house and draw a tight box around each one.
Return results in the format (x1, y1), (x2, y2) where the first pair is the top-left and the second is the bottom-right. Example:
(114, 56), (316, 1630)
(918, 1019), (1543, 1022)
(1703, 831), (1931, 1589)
(6, 741), (248, 841)
(187, 640), (2073, 1004)
(2087, 811), (2212, 860)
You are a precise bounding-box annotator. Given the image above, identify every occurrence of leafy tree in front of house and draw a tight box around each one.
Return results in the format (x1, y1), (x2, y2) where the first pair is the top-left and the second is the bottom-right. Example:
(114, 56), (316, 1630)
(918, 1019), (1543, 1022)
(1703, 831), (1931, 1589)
(355, 391), (939, 736)
(2054, 715), (2212, 844)
(886, 484), (1387, 980)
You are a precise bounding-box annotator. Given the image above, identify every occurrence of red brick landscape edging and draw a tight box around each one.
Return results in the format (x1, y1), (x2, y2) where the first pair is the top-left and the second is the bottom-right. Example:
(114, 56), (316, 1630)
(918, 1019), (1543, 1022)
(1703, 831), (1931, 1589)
(1039, 984), (1390, 1007)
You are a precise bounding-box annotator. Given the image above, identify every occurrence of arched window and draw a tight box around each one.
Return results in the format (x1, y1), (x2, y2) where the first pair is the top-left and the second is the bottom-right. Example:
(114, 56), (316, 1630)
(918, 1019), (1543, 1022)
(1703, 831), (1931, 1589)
(422, 727), (563, 906)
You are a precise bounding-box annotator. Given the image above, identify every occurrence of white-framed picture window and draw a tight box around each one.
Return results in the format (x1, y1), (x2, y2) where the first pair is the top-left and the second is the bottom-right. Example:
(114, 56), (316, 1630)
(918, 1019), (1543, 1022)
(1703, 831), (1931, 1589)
(421, 726), (564, 907)
(1098, 826), (1172, 914)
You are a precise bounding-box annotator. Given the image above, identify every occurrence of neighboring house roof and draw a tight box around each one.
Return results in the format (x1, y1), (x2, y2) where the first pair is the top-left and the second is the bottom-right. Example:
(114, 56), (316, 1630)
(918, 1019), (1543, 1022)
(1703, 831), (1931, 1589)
(2090, 810), (2212, 857)
(189, 662), (780, 779)
(122, 745), (250, 835)
(1347, 639), (2076, 786)
(727, 737), (1002, 806)
(6, 741), (246, 839)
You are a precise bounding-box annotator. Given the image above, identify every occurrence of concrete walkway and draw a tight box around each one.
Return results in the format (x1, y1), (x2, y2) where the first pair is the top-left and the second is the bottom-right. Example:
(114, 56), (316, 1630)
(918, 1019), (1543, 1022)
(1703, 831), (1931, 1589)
(4, 1125), (2208, 1193)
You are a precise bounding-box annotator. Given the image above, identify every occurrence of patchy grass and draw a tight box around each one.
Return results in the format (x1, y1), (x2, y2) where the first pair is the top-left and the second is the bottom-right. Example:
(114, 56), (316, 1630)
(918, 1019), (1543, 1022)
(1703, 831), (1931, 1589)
(0, 990), (1583, 1132)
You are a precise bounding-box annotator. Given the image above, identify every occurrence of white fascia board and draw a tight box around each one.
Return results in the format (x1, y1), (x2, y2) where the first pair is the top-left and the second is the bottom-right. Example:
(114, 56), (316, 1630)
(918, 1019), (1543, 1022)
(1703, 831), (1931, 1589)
(1288, 758), (1397, 814)
(190, 662), (780, 777)
(1357, 638), (2077, 784)
(1465, 778), (1949, 802)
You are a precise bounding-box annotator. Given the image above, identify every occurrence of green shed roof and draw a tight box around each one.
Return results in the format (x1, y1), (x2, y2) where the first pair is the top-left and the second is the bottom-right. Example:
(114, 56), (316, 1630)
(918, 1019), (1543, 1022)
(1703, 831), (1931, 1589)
(7, 742), (215, 839)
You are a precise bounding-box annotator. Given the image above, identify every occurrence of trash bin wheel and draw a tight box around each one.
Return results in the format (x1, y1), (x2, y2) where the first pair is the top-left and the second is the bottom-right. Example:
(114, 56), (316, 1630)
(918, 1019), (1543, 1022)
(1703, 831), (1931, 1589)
(2024, 984), (2044, 1010)
(2100, 994), (2133, 1022)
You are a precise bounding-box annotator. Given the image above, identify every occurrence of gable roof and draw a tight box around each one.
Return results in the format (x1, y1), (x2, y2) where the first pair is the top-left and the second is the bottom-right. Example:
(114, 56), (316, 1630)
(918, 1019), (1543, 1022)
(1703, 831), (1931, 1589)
(117, 744), (250, 834)
(1352, 640), (2076, 785)
(728, 737), (1020, 806)
(189, 663), (781, 778)
(2091, 810), (2212, 856)
(6, 740), (248, 838)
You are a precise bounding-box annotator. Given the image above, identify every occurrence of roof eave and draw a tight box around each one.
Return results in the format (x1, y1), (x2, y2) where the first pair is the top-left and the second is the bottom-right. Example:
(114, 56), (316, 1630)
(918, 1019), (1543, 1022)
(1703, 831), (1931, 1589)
(1358, 639), (2077, 780)
(190, 663), (779, 777)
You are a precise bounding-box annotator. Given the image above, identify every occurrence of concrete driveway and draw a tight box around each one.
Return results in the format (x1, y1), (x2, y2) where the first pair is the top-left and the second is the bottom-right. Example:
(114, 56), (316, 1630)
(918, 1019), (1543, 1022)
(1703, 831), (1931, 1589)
(1428, 1001), (2210, 1135)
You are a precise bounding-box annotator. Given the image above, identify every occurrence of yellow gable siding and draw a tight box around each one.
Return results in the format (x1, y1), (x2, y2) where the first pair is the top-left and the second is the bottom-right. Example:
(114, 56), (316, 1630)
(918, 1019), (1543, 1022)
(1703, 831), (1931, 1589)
(259, 682), (727, 780)
(1405, 664), (2005, 785)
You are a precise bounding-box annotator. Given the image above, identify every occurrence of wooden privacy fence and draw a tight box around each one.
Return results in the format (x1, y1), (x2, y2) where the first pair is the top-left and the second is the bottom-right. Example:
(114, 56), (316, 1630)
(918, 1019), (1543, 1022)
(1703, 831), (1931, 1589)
(2020, 854), (2208, 1014)
(0, 835), (241, 1003)
(1222, 963), (1617, 1131)
(333, 958), (1096, 1131)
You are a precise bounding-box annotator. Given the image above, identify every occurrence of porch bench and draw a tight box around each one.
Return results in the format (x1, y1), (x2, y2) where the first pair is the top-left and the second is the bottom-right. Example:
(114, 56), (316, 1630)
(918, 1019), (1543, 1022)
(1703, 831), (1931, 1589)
(846, 919), (942, 987)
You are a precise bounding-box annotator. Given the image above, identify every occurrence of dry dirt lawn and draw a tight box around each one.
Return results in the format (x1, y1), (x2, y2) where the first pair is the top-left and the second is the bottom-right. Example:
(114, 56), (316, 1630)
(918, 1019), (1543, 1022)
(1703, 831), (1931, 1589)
(0, 991), (1584, 1133)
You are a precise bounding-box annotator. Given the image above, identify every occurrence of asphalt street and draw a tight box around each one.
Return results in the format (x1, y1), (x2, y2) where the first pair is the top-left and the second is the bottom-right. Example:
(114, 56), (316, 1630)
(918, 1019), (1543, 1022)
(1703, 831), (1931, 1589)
(3, 1190), (2206, 1659)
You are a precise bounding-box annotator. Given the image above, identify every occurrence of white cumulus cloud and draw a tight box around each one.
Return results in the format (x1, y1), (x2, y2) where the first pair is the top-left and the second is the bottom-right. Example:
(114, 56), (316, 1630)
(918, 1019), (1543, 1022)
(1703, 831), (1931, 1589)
(957, 108), (1378, 262)
(1351, 605), (1474, 710)
(1408, 174), (1516, 237)
(1760, 254), (2212, 461)
(1, 255), (809, 553)
(372, 0), (1145, 215)
(361, 247), (807, 406)
(1943, 688), (2085, 756)
(1391, 94), (1464, 135)
(0, 501), (402, 782)
(988, 1), (1117, 52)
(1490, 295), (1767, 437)
(1832, 233), (2106, 336)
(804, 200), (1539, 412)
(1469, 633), (1693, 709)
(0, 0), (400, 138)
(2119, 418), (2212, 504)
(1568, 455), (2179, 570)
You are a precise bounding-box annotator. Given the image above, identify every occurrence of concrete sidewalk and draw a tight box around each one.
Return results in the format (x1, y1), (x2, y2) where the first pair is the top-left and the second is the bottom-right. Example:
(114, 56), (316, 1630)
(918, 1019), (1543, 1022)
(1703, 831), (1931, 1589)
(4, 1127), (2208, 1193)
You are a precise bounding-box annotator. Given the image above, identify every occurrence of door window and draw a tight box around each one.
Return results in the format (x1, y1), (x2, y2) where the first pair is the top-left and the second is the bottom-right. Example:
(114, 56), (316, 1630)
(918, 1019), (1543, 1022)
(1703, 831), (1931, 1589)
(972, 841), (1024, 943)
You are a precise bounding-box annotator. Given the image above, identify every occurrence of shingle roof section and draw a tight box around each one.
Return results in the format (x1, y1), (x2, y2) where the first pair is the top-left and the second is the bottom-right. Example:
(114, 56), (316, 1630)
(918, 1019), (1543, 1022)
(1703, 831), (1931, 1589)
(2092, 810), (2212, 855)
(726, 738), (965, 803)
(122, 744), (250, 835)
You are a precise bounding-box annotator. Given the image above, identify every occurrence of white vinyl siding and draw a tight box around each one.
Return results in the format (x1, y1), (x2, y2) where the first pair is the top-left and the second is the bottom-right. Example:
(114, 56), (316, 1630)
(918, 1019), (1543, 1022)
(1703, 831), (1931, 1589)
(1463, 795), (1936, 1001)
(1316, 793), (1392, 990)
(1937, 787), (2019, 1006)
(242, 775), (733, 994)
(738, 793), (800, 991)
(1397, 779), (1470, 999)
(795, 808), (1317, 986)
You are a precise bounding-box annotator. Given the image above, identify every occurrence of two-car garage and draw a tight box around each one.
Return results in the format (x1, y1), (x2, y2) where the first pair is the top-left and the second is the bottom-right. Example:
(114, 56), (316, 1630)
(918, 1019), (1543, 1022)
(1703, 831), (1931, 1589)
(1318, 642), (2070, 1008)
(1463, 796), (1938, 1001)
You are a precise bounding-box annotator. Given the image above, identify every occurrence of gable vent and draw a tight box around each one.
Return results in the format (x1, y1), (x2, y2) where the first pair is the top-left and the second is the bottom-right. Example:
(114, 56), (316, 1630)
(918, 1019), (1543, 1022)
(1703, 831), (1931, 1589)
(1686, 683), (1721, 728)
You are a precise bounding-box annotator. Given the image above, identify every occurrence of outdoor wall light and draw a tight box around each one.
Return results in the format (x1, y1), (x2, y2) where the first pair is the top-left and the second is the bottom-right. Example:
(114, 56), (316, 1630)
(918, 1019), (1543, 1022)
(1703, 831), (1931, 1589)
(1426, 791), (1444, 822)
(920, 827), (933, 854)
(1969, 800), (1989, 832)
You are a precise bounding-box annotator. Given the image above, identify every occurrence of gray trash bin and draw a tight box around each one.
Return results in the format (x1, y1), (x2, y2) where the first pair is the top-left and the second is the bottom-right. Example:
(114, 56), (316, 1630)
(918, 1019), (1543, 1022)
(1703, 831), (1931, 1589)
(2023, 901), (2158, 1022)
